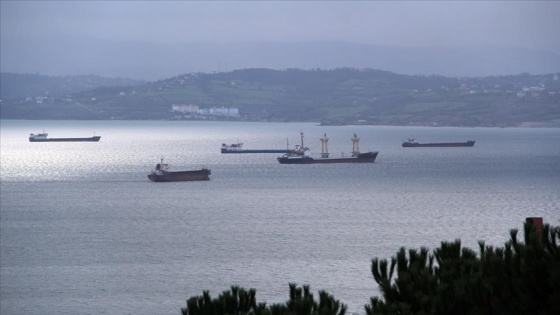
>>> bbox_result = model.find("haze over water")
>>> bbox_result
[1,120,559,314]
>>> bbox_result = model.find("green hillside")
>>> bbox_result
[1,69,559,127]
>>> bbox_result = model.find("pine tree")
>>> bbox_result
[366,222,560,315]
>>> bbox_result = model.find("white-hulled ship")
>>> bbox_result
[29,132,101,142]
[221,142,292,154]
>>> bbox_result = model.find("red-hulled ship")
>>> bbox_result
[148,158,210,182]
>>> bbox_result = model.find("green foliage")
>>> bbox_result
[366,222,560,315]
[183,286,257,315]
[182,284,347,315]
[0,72,143,99]
[181,222,559,315]
[2,69,558,126]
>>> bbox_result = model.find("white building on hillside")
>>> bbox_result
[172,104,199,113]
[197,106,239,117]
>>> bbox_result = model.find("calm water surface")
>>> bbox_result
[1,120,559,314]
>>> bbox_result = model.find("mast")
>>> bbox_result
[351,133,360,156]
[320,133,329,158]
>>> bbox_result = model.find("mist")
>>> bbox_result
[2,1,560,80]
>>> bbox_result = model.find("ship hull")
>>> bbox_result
[29,136,101,142]
[148,169,211,182]
[277,152,378,164]
[402,141,475,147]
[222,149,292,154]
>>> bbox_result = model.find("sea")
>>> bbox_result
[1,120,559,315]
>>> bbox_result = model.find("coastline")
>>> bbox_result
[1,118,559,128]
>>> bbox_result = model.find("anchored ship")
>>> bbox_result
[148,158,211,182]
[221,142,292,154]
[29,132,101,142]
[402,138,475,147]
[277,132,378,164]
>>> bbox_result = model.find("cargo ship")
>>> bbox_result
[221,142,292,154]
[277,132,378,164]
[148,158,211,182]
[29,132,101,142]
[402,138,475,147]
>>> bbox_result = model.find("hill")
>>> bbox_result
[3,41,560,80]
[1,69,559,127]
[0,73,144,100]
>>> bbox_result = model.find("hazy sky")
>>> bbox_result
[2,1,560,79]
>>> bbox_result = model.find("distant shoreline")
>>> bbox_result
[2,118,559,128]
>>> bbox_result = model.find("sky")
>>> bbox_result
[2,1,560,80]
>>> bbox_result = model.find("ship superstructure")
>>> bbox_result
[277,131,378,164]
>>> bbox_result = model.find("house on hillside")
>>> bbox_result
[197,106,239,117]
[172,104,199,113]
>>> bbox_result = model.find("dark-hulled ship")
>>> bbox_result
[402,138,475,147]
[148,158,211,182]
[277,132,378,164]
[29,132,101,142]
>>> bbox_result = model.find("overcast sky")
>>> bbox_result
[2,1,560,79]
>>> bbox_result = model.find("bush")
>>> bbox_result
[182,221,560,315]
[182,284,347,315]
[366,221,560,315]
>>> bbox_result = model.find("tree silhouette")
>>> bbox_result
[181,221,559,315]
[182,284,347,315]
[366,221,560,315]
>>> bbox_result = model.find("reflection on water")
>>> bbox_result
[1,120,559,314]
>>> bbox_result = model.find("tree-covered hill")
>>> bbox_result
[1,69,559,127]
[0,72,144,100]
